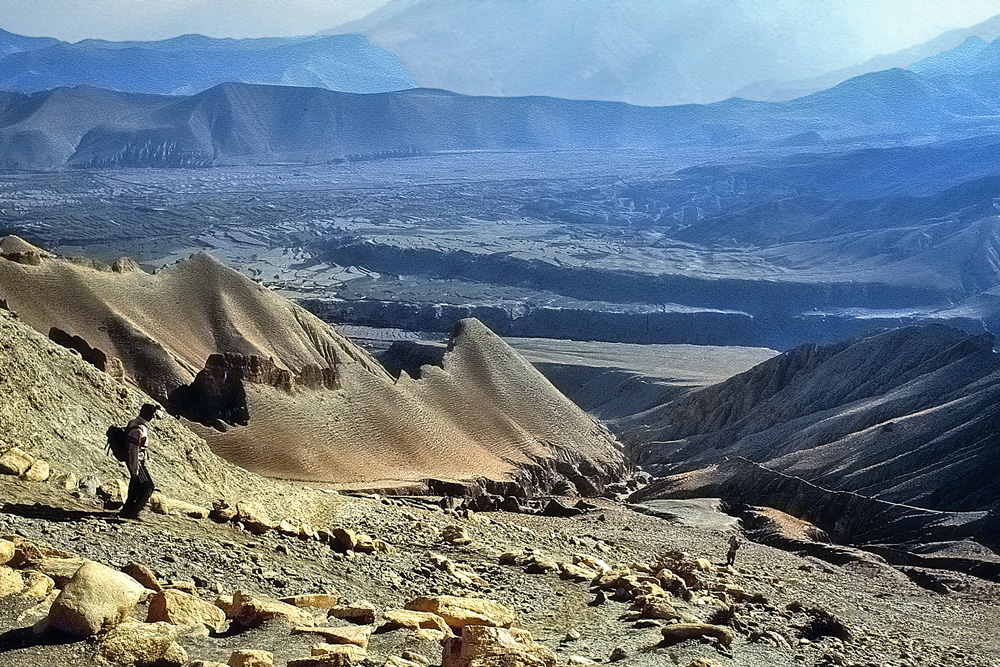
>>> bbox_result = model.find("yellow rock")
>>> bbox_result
[20,571,55,599]
[405,595,515,631]
[93,621,186,666]
[292,624,372,649]
[327,600,376,624]
[694,558,713,572]
[147,589,228,634]
[47,561,147,638]
[280,593,340,609]
[0,566,24,597]
[382,608,453,635]
[0,539,14,566]
[0,447,33,476]
[20,459,49,482]
[442,625,556,667]
[231,590,314,628]
[228,649,274,667]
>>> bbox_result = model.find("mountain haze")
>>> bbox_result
[0,31,415,96]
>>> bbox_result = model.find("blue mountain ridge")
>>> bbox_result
[0,30,415,96]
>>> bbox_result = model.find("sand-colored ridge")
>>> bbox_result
[0,244,625,490]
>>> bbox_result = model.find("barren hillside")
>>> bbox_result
[0,238,625,492]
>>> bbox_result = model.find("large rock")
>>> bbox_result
[281,593,340,609]
[0,447,34,475]
[383,609,452,635]
[20,571,55,599]
[149,492,211,519]
[292,624,372,649]
[327,601,377,625]
[235,502,275,535]
[47,560,147,638]
[289,644,367,666]
[660,623,733,648]
[147,589,228,634]
[404,596,515,631]
[93,621,187,666]
[21,459,50,482]
[0,566,24,597]
[122,562,162,592]
[98,479,128,505]
[22,556,86,587]
[231,589,314,628]
[0,539,14,566]
[442,625,556,667]
[228,649,274,667]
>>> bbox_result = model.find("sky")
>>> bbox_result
[0,0,393,41]
[0,0,999,54]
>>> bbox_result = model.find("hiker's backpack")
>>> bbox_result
[106,425,128,463]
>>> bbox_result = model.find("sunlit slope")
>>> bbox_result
[0,238,624,489]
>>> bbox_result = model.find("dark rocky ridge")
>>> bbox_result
[623,325,1000,576]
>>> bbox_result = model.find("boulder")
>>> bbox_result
[53,472,78,490]
[149,493,210,519]
[660,623,733,648]
[231,589,314,628]
[328,601,377,625]
[641,600,678,620]
[21,459,50,482]
[22,556,86,587]
[405,596,515,631]
[694,558,713,572]
[289,643,367,665]
[98,479,128,505]
[0,566,24,597]
[20,571,55,599]
[382,609,453,635]
[235,502,275,535]
[215,594,236,618]
[147,589,228,634]
[442,625,556,667]
[228,649,274,667]
[330,528,358,551]
[0,447,33,475]
[280,593,340,609]
[47,560,147,638]
[210,499,238,523]
[93,621,186,667]
[442,525,472,545]
[292,625,372,649]
[122,562,162,592]
[0,539,14,565]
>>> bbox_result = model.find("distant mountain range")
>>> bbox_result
[324,0,900,107]
[0,29,415,96]
[3,33,1000,171]
[736,13,1000,101]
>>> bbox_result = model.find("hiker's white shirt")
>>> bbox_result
[125,418,149,477]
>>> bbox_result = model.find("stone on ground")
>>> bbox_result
[231,589,314,628]
[383,609,453,635]
[147,589,228,634]
[660,623,733,648]
[228,649,274,667]
[235,501,275,535]
[327,600,377,624]
[21,458,49,482]
[0,566,24,597]
[20,571,55,599]
[405,596,515,631]
[47,560,147,638]
[280,593,340,609]
[93,621,187,666]
[0,539,14,565]
[122,562,162,592]
[0,447,34,475]
[442,625,556,667]
[292,624,372,649]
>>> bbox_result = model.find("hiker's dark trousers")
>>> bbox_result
[121,464,154,517]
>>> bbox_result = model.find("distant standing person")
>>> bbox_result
[726,534,740,566]
[119,404,158,519]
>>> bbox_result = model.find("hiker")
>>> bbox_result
[726,534,740,566]
[119,403,158,519]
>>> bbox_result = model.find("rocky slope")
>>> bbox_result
[0,239,625,493]
[0,259,998,666]
[622,325,1000,567]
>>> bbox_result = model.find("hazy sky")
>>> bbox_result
[0,0,999,57]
